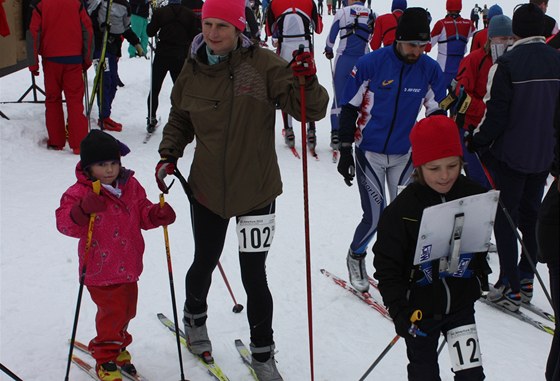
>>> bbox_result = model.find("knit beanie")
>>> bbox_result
[512,3,545,38]
[446,0,462,12]
[409,116,463,167]
[391,0,407,12]
[202,0,246,31]
[487,4,503,21]
[80,130,130,169]
[488,15,512,38]
[395,7,431,42]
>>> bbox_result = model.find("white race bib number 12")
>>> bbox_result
[447,324,482,372]
[237,214,275,253]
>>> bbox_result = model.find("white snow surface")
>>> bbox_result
[1,1,557,380]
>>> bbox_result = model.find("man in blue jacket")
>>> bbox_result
[468,3,560,312]
[337,7,446,292]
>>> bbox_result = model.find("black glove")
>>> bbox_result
[463,125,478,154]
[337,146,355,186]
[393,308,426,338]
[324,47,334,60]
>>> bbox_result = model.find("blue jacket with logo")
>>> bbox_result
[339,44,446,154]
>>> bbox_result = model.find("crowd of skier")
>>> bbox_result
[20,0,560,380]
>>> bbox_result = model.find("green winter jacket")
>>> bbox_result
[159,34,329,218]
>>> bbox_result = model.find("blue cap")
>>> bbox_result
[392,0,407,12]
[487,4,503,21]
[488,15,512,38]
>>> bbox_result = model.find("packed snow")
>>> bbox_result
[1,1,557,380]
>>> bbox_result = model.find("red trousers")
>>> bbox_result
[42,60,87,150]
[87,282,138,364]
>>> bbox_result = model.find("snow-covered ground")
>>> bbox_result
[1,1,557,380]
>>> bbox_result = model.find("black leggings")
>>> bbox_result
[185,198,275,347]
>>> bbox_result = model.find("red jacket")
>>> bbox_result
[454,47,493,129]
[470,28,487,52]
[29,0,93,70]
[56,165,160,287]
[265,0,323,37]
[369,10,403,51]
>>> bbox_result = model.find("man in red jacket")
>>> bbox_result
[29,0,93,154]
[369,0,406,50]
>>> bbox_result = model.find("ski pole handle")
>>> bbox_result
[84,180,101,255]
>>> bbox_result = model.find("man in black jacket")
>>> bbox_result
[146,0,199,131]
[468,3,560,312]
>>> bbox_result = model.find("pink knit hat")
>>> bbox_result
[202,0,246,31]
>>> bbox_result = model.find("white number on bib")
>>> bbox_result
[237,214,275,252]
[447,324,482,372]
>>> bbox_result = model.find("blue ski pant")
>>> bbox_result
[330,54,361,133]
[93,51,118,120]
[350,148,413,255]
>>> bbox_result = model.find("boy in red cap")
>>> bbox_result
[373,115,490,381]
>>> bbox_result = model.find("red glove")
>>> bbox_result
[149,203,176,226]
[291,50,316,77]
[29,64,39,76]
[155,158,177,193]
[70,191,106,226]
[83,60,92,72]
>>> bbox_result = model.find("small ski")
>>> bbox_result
[478,297,554,335]
[367,275,379,290]
[157,313,230,381]
[71,339,149,381]
[289,146,301,158]
[320,269,392,321]
[71,355,100,380]
[332,149,338,163]
[309,148,319,160]
[234,339,259,381]
[143,132,154,144]
[522,302,555,323]
[488,283,555,323]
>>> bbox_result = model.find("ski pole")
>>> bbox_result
[172,168,245,314]
[0,363,23,381]
[83,70,91,131]
[475,153,553,309]
[358,310,423,380]
[217,261,244,313]
[159,193,188,381]
[296,44,315,381]
[64,180,101,381]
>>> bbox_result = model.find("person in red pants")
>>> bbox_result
[56,130,177,381]
[29,0,93,154]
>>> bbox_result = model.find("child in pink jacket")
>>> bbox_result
[56,130,176,381]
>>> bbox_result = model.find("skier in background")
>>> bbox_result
[324,0,374,152]
[93,0,145,131]
[146,0,199,132]
[265,0,323,152]
[470,3,481,29]
[451,15,513,189]
[28,0,93,154]
[369,0,406,50]
[56,130,176,381]
[466,3,560,312]
[128,0,150,58]
[374,115,490,381]
[428,0,475,89]
[470,4,502,52]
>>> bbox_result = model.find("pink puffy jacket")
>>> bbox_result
[56,164,160,286]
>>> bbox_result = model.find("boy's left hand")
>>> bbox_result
[149,202,176,227]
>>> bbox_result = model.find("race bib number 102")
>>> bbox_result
[236,214,275,253]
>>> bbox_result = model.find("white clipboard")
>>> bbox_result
[413,190,500,265]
